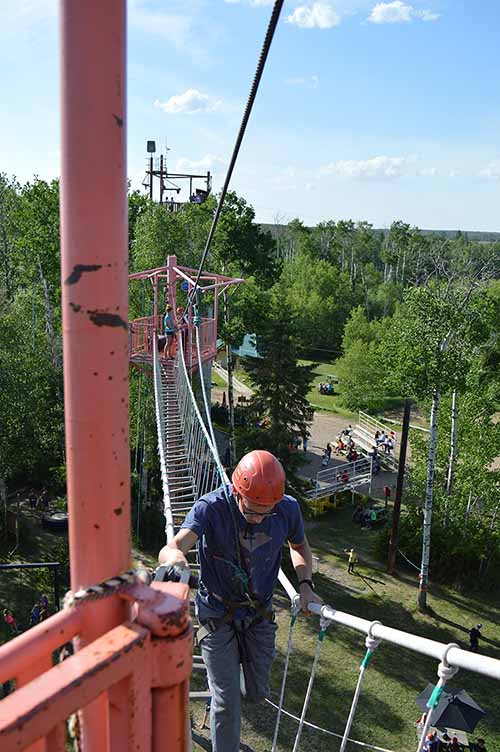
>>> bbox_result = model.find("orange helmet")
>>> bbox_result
[232,450,285,506]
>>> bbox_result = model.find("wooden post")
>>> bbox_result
[388,398,411,575]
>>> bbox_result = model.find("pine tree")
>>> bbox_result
[239,288,315,486]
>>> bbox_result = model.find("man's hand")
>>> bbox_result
[299,583,323,616]
[158,545,189,569]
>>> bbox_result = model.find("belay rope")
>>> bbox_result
[192,303,254,603]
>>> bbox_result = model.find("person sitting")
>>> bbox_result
[471,739,487,752]
[377,431,386,446]
[374,430,381,443]
[383,435,392,454]
[448,737,463,752]
[341,471,349,484]
[352,504,364,524]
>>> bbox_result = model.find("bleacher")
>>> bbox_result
[305,457,373,515]
[351,411,399,472]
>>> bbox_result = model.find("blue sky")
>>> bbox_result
[2,0,500,230]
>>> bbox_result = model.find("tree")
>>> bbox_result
[336,307,388,411]
[239,287,315,487]
[385,281,493,608]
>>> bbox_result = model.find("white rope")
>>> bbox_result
[339,623,382,752]
[291,616,330,752]
[265,699,396,752]
[271,596,301,752]
[416,644,460,752]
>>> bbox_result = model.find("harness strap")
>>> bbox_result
[196,593,274,643]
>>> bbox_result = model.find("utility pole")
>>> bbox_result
[149,154,153,200]
[387,398,411,574]
[159,154,164,205]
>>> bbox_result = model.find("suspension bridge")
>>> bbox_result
[0,2,499,752]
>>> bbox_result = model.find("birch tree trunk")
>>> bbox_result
[446,389,458,496]
[418,389,440,610]
[38,257,62,369]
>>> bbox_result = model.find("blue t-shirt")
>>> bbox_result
[163,312,176,334]
[181,486,305,620]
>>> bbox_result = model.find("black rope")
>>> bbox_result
[186,0,284,312]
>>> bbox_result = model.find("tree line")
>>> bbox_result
[1,173,499,593]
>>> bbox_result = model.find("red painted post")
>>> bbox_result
[60,1,130,748]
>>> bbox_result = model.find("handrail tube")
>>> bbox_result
[0,608,82,686]
[277,572,500,681]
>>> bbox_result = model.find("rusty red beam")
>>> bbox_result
[0,609,82,687]
[0,624,149,752]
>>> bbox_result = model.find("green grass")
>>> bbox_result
[211,370,227,388]
[298,358,357,418]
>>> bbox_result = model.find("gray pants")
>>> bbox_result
[200,619,277,752]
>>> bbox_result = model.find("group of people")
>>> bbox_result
[317,381,335,395]
[28,488,49,511]
[420,728,487,752]
[158,303,188,360]
[29,594,50,627]
[2,594,50,637]
[375,429,396,455]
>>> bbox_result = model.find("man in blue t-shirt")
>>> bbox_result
[158,450,322,752]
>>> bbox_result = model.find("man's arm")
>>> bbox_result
[288,537,323,614]
[158,528,199,568]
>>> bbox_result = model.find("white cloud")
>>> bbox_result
[417,9,440,21]
[176,154,227,172]
[478,161,500,179]
[286,3,341,29]
[319,155,414,178]
[418,167,438,176]
[154,89,221,115]
[224,0,274,5]
[285,75,320,88]
[368,2,440,24]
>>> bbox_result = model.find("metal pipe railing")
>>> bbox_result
[278,571,500,681]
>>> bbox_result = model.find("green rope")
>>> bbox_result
[426,684,443,709]
[361,648,374,669]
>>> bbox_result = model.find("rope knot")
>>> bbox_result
[437,662,458,682]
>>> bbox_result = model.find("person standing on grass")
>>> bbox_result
[344,547,357,574]
[3,608,18,635]
[29,603,41,627]
[469,623,482,652]
[158,450,322,752]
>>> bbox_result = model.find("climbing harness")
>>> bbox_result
[271,594,301,752]
[416,643,460,752]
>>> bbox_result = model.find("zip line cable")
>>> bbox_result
[186,0,284,312]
